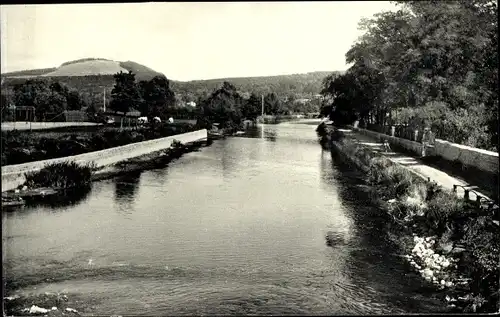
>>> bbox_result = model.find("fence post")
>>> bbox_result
[414,130,419,142]
[476,195,482,208]
[391,125,396,137]
[464,189,470,200]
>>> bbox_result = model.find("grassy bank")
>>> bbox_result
[1,122,198,166]
[328,127,499,313]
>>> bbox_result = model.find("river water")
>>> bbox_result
[3,121,446,315]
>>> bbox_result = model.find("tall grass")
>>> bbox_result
[24,161,95,189]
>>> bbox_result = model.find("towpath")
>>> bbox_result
[337,128,496,205]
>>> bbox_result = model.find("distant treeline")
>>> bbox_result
[2,71,333,112]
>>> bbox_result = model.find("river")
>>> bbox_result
[3,121,446,315]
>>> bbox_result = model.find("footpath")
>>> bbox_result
[337,128,496,205]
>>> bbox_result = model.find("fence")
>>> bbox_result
[365,123,436,145]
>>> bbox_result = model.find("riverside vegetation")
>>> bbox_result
[321,126,499,313]
[1,122,197,165]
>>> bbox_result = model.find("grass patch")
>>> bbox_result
[329,127,500,313]
[24,161,95,190]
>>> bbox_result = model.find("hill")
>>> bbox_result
[1,58,163,81]
[171,71,340,102]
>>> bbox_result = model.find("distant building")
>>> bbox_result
[186,101,196,107]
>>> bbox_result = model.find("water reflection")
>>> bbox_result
[25,186,92,211]
[113,171,141,213]
[148,167,169,186]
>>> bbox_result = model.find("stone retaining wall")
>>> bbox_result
[1,129,208,192]
[354,127,498,174]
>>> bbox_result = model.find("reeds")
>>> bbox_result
[24,161,95,189]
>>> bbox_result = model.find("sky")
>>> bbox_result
[1,2,397,81]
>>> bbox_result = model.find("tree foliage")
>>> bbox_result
[109,71,141,114]
[321,0,498,151]
[197,81,245,130]
[8,79,86,121]
[138,75,176,119]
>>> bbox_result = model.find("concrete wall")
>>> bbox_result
[434,139,498,174]
[354,127,498,174]
[1,129,208,192]
[354,127,425,157]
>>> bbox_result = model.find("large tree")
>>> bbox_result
[264,92,283,115]
[197,81,244,129]
[138,75,176,119]
[241,92,262,121]
[109,71,142,115]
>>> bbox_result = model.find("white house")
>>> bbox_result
[186,101,196,107]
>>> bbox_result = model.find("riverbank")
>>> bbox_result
[326,126,499,313]
[2,138,208,209]
[4,293,84,317]
[91,139,207,181]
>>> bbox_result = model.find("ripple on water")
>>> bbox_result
[4,123,448,315]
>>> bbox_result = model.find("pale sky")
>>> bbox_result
[1,2,397,81]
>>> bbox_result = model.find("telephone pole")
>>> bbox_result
[103,88,106,112]
[261,94,264,117]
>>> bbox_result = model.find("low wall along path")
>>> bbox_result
[1,129,208,192]
[338,128,495,204]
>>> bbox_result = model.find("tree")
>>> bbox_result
[110,71,141,115]
[322,0,498,150]
[241,92,261,121]
[264,92,283,115]
[66,89,86,111]
[138,75,176,119]
[197,81,244,130]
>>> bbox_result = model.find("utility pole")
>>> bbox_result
[261,94,264,117]
[103,88,106,112]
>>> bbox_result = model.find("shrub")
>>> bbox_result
[24,161,95,189]
[425,190,468,236]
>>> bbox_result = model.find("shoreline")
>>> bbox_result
[326,126,499,313]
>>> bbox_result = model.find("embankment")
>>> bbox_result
[327,127,499,313]
[2,129,208,192]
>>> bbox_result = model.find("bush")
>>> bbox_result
[24,161,95,189]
